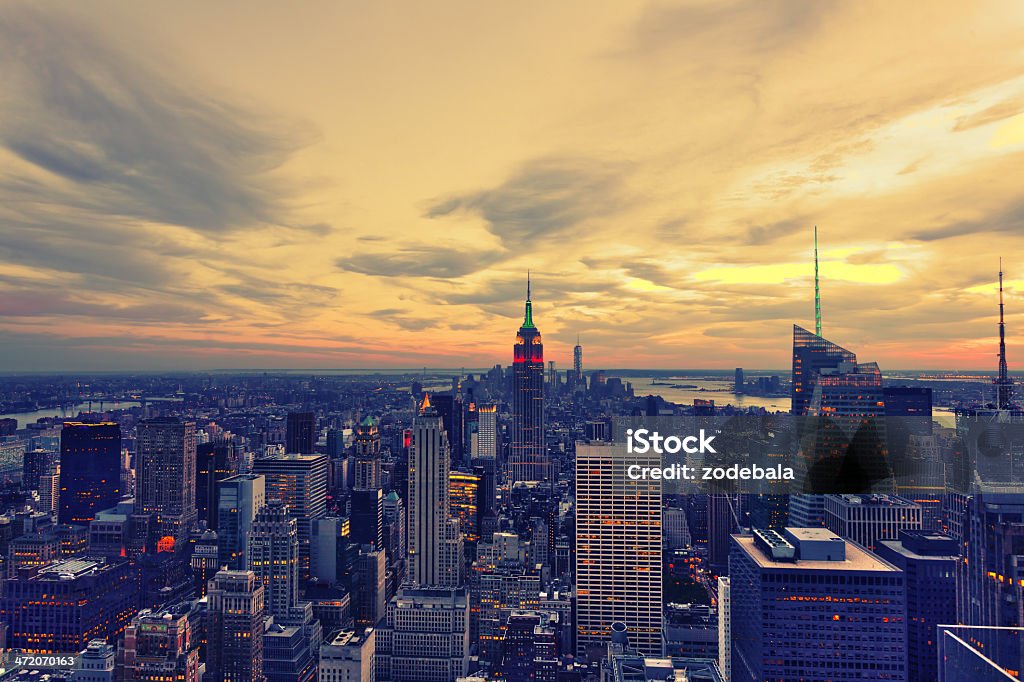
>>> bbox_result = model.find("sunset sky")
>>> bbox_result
[2,1,1024,371]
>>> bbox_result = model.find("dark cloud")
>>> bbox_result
[0,4,315,236]
[425,157,632,247]
[909,199,1024,241]
[337,247,504,279]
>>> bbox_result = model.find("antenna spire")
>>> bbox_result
[997,258,1012,409]
[814,226,822,336]
[522,272,535,329]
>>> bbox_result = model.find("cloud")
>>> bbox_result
[0,4,315,235]
[425,157,633,247]
[337,247,505,279]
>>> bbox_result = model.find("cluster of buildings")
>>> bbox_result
[0,257,1019,682]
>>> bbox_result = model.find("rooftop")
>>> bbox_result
[733,534,899,572]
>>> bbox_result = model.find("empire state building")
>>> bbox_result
[510,276,547,483]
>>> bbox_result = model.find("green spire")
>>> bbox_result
[522,272,535,328]
[814,225,822,337]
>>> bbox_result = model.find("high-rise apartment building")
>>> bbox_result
[575,441,662,660]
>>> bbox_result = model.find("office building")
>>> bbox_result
[473,404,498,460]
[730,528,906,681]
[575,441,662,660]
[263,621,317,682]
[876,530,958,682]
[217,473,266,569]
[252,453,329,579]
[248,500,300,619]
[207,569,266,682]
[197,441,234,530]
[958,493,1024,631]
[121,604,201,682]
[22,448,58,490]
[353,417,382,490]
[58,422,122,526]
[449,469,482,545]
[407,395,462,589]
[791,324,857,416]
[717,577,730,682]
[498,611,558,682]
[136,418,198,549]
[824,493,922,551]
[375,587,470,682]
[319,628,376,682]
[286,411,316,454]
[510,277,546,483]
[71,639,117,682]
[936,625,1023,682]
[1,557,139,653]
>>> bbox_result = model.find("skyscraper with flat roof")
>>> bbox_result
[136,418,198,549]
[876,530,958,682]
[286,411,316,454]
[59,422,122,526]
[575,441,662,660]
[207,569,266,682]
[252,453,329,579]
[248,500,300,619]
[730,528,906,682]
[217,473,266,569]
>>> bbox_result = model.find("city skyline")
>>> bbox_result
[2,2,1024,372]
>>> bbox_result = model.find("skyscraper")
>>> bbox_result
[252,453,329,579]
[197,441,233,530]
[353,416,382,490]
[286,412,316,454]
[510,276,546,483]
[790,325,856,416]
[876,530,958,682]
[958,492,1024,632]
[574,336,583,383]
[58,422,122,526]
[135,418,198,549]
[575,441,662,660]
[824,493,922,552]
[216,473,266,569]
[407,395,462,589]
[730,528,906,682]
[248,500,300,619]
[473,404,498,459]
[207,569,266,682]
